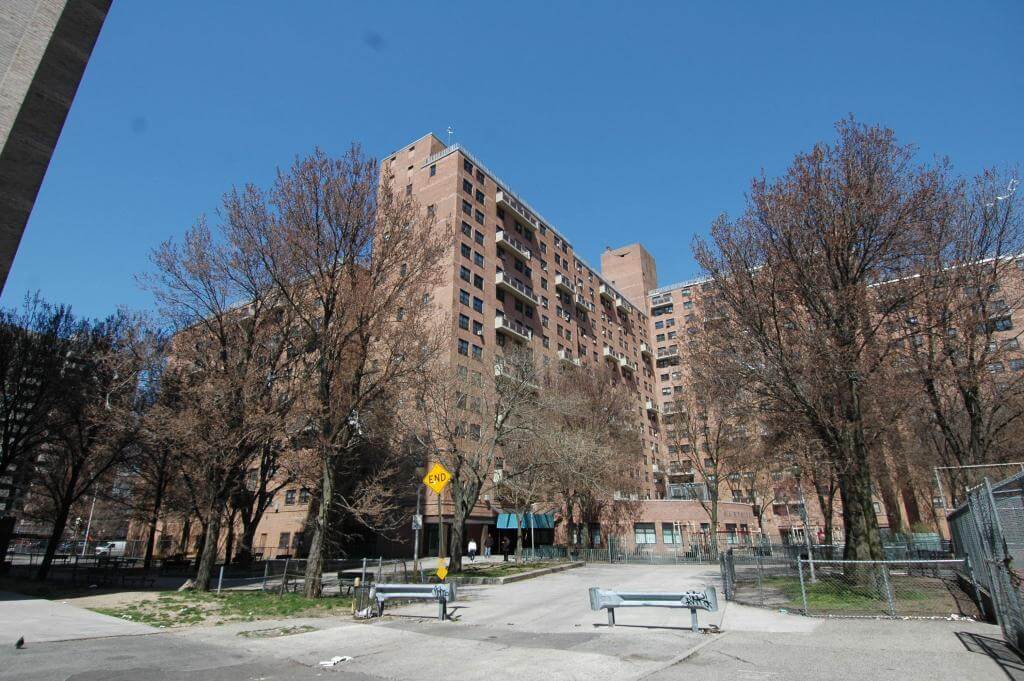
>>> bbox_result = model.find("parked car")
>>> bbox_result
[95,541,126,557]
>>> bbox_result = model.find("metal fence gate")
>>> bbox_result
[948,472,1024,651]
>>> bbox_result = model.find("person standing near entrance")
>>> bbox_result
[484,535,493,558]
[501,536,511,562]
[468,538,478,562]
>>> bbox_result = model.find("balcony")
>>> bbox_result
[496,271,538,305]
[496,190,540,231]
[645,398,659,414]
[619,356,638,373]
[599,283,615,303]
[495,315,532,343]
[667,463,693,477]
[555,273,575,295]
[494,359,539,391]
[602,346,620,363]
[656,346,680,359]
[557,348,581,366]
[496,230,531,260]
[640,342,652,360]
[574,293,596,314]
[615,295,629,313]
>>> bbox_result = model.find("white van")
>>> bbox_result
[95,541,126,557]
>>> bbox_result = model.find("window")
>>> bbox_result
[459,289,470,306]
[284,489,296,505]
[298,488,310,504]
[458,339,469,356]
[462,200,472,215]
[1011,359,1024,371]
[475,230,485,245]
[459,266,471,282]
[474,252,484,267]
[472,320,483,335]
[475,189,485,203]
[459,314,470,330]
[473,297,484,313]
[634,523,657,545]
[278,532,291,549]
[475,209,484,225]
[461,243,471,258]
[464,159,473,173]
[1004,338,1020,350]
[292,531,303,548]
[471,344,483,360]
[473,273,484,289]
[463,179,473,194]
[461,221,472,237]
[429,164,436,176]
[405,184,412,196]
[662,523,681,544]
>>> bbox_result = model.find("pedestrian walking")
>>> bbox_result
[484,535,493,558]
[468,539,478,562]
[501,536,511,562]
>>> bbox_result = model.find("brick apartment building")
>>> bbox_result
[142,132,943,561]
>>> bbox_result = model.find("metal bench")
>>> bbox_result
[370,582,456,621]
[588,586,718,632]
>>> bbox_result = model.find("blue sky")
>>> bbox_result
[3,1,1022,319]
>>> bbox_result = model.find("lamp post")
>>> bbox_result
[413,465,425,572]
[790,461,816,583]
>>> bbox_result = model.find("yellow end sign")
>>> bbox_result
[423,462,452,495]
[436,565,448,581]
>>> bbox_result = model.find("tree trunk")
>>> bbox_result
[838,456,883,562]
[36,493,74,581]
[303,455,335,598]
[234,512,257,566]
[143,476,165,571]
[447,479,480,574]
[178,516,191,557]
[194,501,223,591]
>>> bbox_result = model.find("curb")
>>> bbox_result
[451,561,585,585]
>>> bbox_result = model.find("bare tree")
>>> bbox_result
[662,336,753,547]
[694,119,947,561]
[408,345,541,574]
[32,311,147,580]
[896,170,1024,502]
[227,147,451,596]
[143,211,298,591]
[0,295,77,523]
[538,362,644,552]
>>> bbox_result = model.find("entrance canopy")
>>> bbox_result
[496,512,554,530]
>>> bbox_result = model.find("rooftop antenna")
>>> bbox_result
[447,126,454,146]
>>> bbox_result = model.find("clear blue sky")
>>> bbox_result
[3,1,1022,319]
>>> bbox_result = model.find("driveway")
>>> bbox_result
[0,565,1017,681]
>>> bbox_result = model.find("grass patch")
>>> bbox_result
[455,561,561,579]
[760,575,941,613]
[91,590,353,628]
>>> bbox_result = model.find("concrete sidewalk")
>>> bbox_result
[0,591,156,644]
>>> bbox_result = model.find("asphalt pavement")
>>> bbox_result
[0,564,1016,681]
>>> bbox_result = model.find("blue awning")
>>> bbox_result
[496,512,554,530]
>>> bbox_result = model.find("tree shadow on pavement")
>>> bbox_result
[957,631,1024,681]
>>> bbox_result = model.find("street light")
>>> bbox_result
[788,456,816,583]
[413,465,426,572]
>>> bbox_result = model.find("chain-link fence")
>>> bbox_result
[795,559,973,618]
[721,548,976,618]
[948,472,1024,652]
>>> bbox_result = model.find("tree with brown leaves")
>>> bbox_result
[694,118,947,561]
